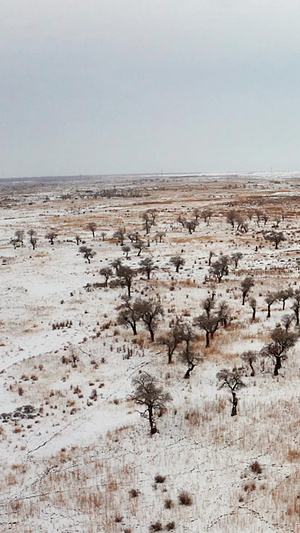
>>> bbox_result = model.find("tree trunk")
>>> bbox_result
[252,308,256,320]
[184,363,195,379]
[267,304,271,318]
[127,283,131,298]
[295,308,299,326]
[205,331,210,348]
[242,292,246,305]
[148,407,157,434]
[249,361,255,377]
[149,326,155,342]
[274,357,281,376]
[231,392,238,416]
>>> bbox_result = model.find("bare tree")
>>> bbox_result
[45,231,57,245]
[87,222,97,237]
[232,252,243,268]
[264,230,286,250]
[15,230,24,246]
[111,258,123,276]
[131,372,172,434]
[134,239,146,257]
[99,267,113,287]
[265,292,277,318]
[113,228,126,246]
[276,288,293,310]
[154,231,165,243]
[241,350,257,376]
[209,255,229,283]
[157,319,185,364]
[75,235,81,245]
[117,296,142,335]
[201,208,213,225]
[79,246,96,263]
[282,313,295,332]
[140,257,157,280]
[28,229,38,250]
[208,250,214,266]
[177,214,186,229]
[180,344,201,379]
[240,276,254,305]
[194,313,221,348]
[249,297,257,320]
[122,245,131,259]
[226,210,237,228]
[185,220,197,234]
[292,289,300,326]
[260,326,298,376]
[117,265,137,298]
[137,298,164,341]
[101,231,106,241]
[141,212,154,234]
[202,295,215,318]
[217,368,245,416]
[170,255,185,273]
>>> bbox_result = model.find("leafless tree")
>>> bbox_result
[87,222,97,237]
[217,368,245,416]
[122,245,131,259]
[260,326,298,376]
[208,250,214,266]
[265,292,277,318]
[154,231,165,244]
[194,313,221,348]
[75,235,81,245]
[111,258,123,276]
[131,372,172,434]
[232,252,243,268]
[101,231,106,241]
[45,231,57,245]
[79,246,96,263]
[202,295,215,318]
[276,288,293,310]
[15,230,25,246]
[157,319,186,364]
[241,350,257,376]
[99,267,113,286]
[170,255,185,273]
[264,230,286,250]
[177,214,186,228]
[28,229,38,250]
[185,220,198,234]
[134,239,146,257]
[141,212,154,234]
[113,228,126,246]
[201,208,213,225]
[117,296,142,335]
[282,313,295,332]
[192,207,201,223]
[249,297,257,320]
[180,344,201,379]
[226,210,237,228]
[117,265,137,298]
[140,257,157,280]
[261,213,268,226]
[137,298,164,341]
[292,289,300,326]
[209,255,229,283]
[240,276,254,305]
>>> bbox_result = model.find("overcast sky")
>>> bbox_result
[1,0,300,178]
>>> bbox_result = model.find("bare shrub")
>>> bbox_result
[178,490,193,505]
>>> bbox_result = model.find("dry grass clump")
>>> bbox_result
[178,490,193,506]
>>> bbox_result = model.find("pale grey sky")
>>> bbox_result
[1,0,300,177]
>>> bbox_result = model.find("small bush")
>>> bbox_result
[166,522,176,531]
[250,461,262,474]
[129,488,139,498]
[164,498,174,509]
[178,491,193,506]
[155,474,166,484]
[149,522,163,531]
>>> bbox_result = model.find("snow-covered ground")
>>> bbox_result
[1,173,300,532]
